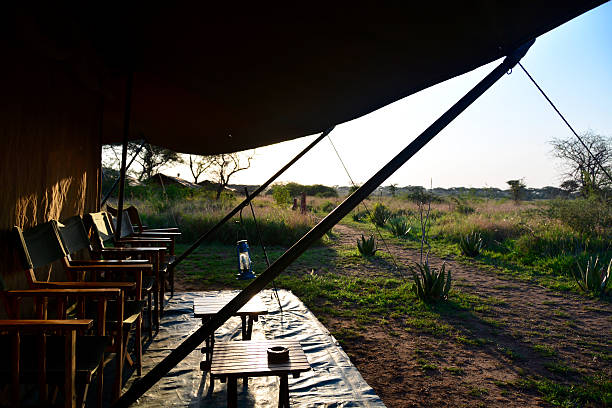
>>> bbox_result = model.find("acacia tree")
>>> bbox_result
[208,152,254,199]
[187,154,213,184]
[507,179,526,203]
[551,131,612,197]
[104,141,183,181]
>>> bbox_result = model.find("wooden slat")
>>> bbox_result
[211,340,310,377]
[0,320,93,330]
[193,293,267,317]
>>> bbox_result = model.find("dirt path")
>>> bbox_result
[327,224,611,407]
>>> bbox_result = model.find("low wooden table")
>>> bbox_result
[211,340,310,408]
[193,292,268,369]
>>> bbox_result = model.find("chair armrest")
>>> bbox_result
[0,319,93,331]
[100,247,166,253]
[38,281,136,291]
[134,232,181,237]
[4,288,121,297]
[69,259,146,264]
[65,263,152,271]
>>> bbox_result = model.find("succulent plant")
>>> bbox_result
[357,234,377,257]
[388,216,411,238]
[572,256,610,296]
[370,203,391,227]
[410,261,451,303]
[459,231,484,257]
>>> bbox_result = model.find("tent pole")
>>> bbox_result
[114,72,133,241]
[101,139,147,207]
[114,40,533,408]
[169,126,334,269]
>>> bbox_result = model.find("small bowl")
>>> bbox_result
[267,346,289,362]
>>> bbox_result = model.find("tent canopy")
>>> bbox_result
[8,2,605,155]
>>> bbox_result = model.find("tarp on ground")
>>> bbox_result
[123,290,386,407]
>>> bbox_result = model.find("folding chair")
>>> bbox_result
[0,287,118,408]
[107,205,180,234]
[13,221,149,401]
[57,215,158,337]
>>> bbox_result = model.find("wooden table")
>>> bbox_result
[193,292,268,369]
[211,340,310,408]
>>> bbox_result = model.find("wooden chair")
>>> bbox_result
[112,210,180,258]
[57,215,158,337]
[107,205,180,234]
[13,221,149,401]
[0,319,95,408]
[0,288,119,408]
[86,212,174,307]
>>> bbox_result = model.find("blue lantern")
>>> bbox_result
[236,240,256,279]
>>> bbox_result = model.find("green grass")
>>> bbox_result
[416,358,438,371]
[444,366,465,375]
[532,344,558,358]
[517,373,611,407]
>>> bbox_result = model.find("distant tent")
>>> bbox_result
[146,173,200,189]
[197,180,236,194]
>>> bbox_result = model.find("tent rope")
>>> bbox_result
[327,134,408,281]
[518,62,612,184]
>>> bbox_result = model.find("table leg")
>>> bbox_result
[278,374,289,408]
[246,316,254,340]
[240,316,247,339]
[227,377,237,408]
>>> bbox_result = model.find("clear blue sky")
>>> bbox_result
[173,4,612,189]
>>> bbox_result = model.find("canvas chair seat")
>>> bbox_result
[0,334,109,384]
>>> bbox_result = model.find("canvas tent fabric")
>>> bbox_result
[4,2,605,156]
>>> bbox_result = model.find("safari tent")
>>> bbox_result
[0,2,606,407]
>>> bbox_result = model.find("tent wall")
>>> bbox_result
[0,50,102,306]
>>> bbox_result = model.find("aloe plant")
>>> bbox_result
[459,231,484,257]
[572,256,610,296]
[357,234,377,257]
[388,216,411,238]
[370,203,391,227]
[410,262,451,303]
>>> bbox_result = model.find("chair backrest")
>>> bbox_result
[13,221,67,285]
[109,210,136,239]
[57,216,93,257]
[85,211,115,250]
[107,205,144,232]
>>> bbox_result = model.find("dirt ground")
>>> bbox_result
[175,224,611,407]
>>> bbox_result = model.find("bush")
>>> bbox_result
[370,203,391,227]
[548,198,612,237]
[273,186,291,206]
[357,235,377,257]
[319,201,336,213]
[351,210,367,222]
[459,232,484,257]
[451,196,475,215]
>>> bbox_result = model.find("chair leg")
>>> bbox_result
[96,359,104,408]
[154,285,160,332]
[136,315,142,376]
[170,267,174,298]
[160,279,165,317]
[147,291,153,340]
[113,327,124,402]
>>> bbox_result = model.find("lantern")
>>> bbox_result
[236,239,256,279]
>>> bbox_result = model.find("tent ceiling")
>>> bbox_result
[9,2,606,154]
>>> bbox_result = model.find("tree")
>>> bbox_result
[506,179,526,203]
[104,141,183,181]
[389,183,398,198]
[208,152,254,199]
[551,131,612,198]
[187,154,213,184]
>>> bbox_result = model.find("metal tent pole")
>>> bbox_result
[113,40,533,408]
[114,72,133,241]
[101,139,147,206]
[169,126,334,270]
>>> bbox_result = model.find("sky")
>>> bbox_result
[168,4,612,189]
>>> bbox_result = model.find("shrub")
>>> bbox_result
[357,235,377,257]
[459,232,484,257]
[388,217,411,238]
[571,256,610,296]
[319,201,336,213]
[451,196,475,215]
[410,262,451,303]
[273,186,291,206]
[351,210,367,222]
[370,203,391,227]
[548,198,612,237]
